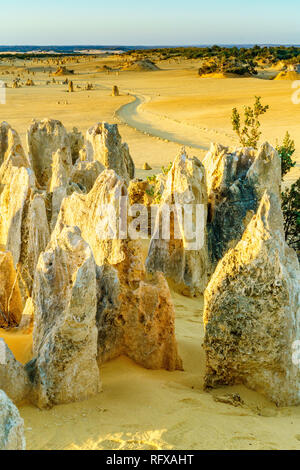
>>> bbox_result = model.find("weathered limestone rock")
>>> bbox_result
[27,119,71,187]
[79,147,87,161]
[203,142,281,270]
[0,157,49,299]
[112,85,119,96]
[55,169,130,268]
[96,265,182,370]
[48,148,72,230]
[68,127,84,164]
[0,150,31,193]
[85,122,135,183]
[204,191,300,406]
[0,390,25,450]
[18,297,34,331]
[146,150,208,296]
[18,193,50,297]
[143,162,152,170]
[0,122,27,166]
[246,142,281,199]
[27,226,101,409]
[0,251,23,327]
[128,178,152,206]
[70,159,104,193]
[0,339,29,403]
[48,147,71,192]
[55,170,182,370]
[0,166,35,265]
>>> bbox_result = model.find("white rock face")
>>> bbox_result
[85,122,135,183]
[0,121,27,166]
[0,339,29,403]
[68,127,84,164]
[0,390,25,450]
[70,160,104,193]
[203,141,281,269]
[146,149,208,296]
[48,147,72,230]
[27,225,101,409]
[55,169,129,267]
[204,191,300,406]
[27,118,71,187]
[0,151,48,301]
[19,193,50,297]
[0,166,35,265]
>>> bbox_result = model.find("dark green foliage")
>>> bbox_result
[198,56,257,77]
[123,45,300,64]
[281,178,300,251]
[276,132,296,178]
[231,96,269,149]
[276,133,299,252]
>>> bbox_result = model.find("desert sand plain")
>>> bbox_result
[0,54,300,450]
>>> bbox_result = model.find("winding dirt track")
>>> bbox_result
[116,92,233,151]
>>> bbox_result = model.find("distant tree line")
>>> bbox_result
[124,45,300,63]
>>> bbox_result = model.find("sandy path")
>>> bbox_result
[116,92,234,151]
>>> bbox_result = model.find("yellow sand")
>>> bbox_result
[0,328,33,364]
[2,292,300,450]
[0,56,300,450]
[274,71,300,81]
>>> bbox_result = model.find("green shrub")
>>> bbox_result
[231,96,269,149]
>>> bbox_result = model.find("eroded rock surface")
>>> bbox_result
[0,122,27,166]
[0,165,35,265]
[0,390,25,450]
[96,264,182,370]
[55,170,182,370]
[48,147,72,230]
[85,122,135,183]
[204,191,300,406]
[70,159,104,193]
[27,118,71,187]
[146,150,208,296]
[26,226,101,409]
[0,339,29,403]
[18,193,50,297]
[0,251,23,327]
[203,142,281,270]
[68,127,84,164]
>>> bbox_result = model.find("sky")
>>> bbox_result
[0,0,300,46]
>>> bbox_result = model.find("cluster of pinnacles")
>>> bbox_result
[0,117,299,449]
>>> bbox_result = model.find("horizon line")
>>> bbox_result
[1,43,300,47]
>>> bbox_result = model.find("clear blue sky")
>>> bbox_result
[0,0,299,45]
